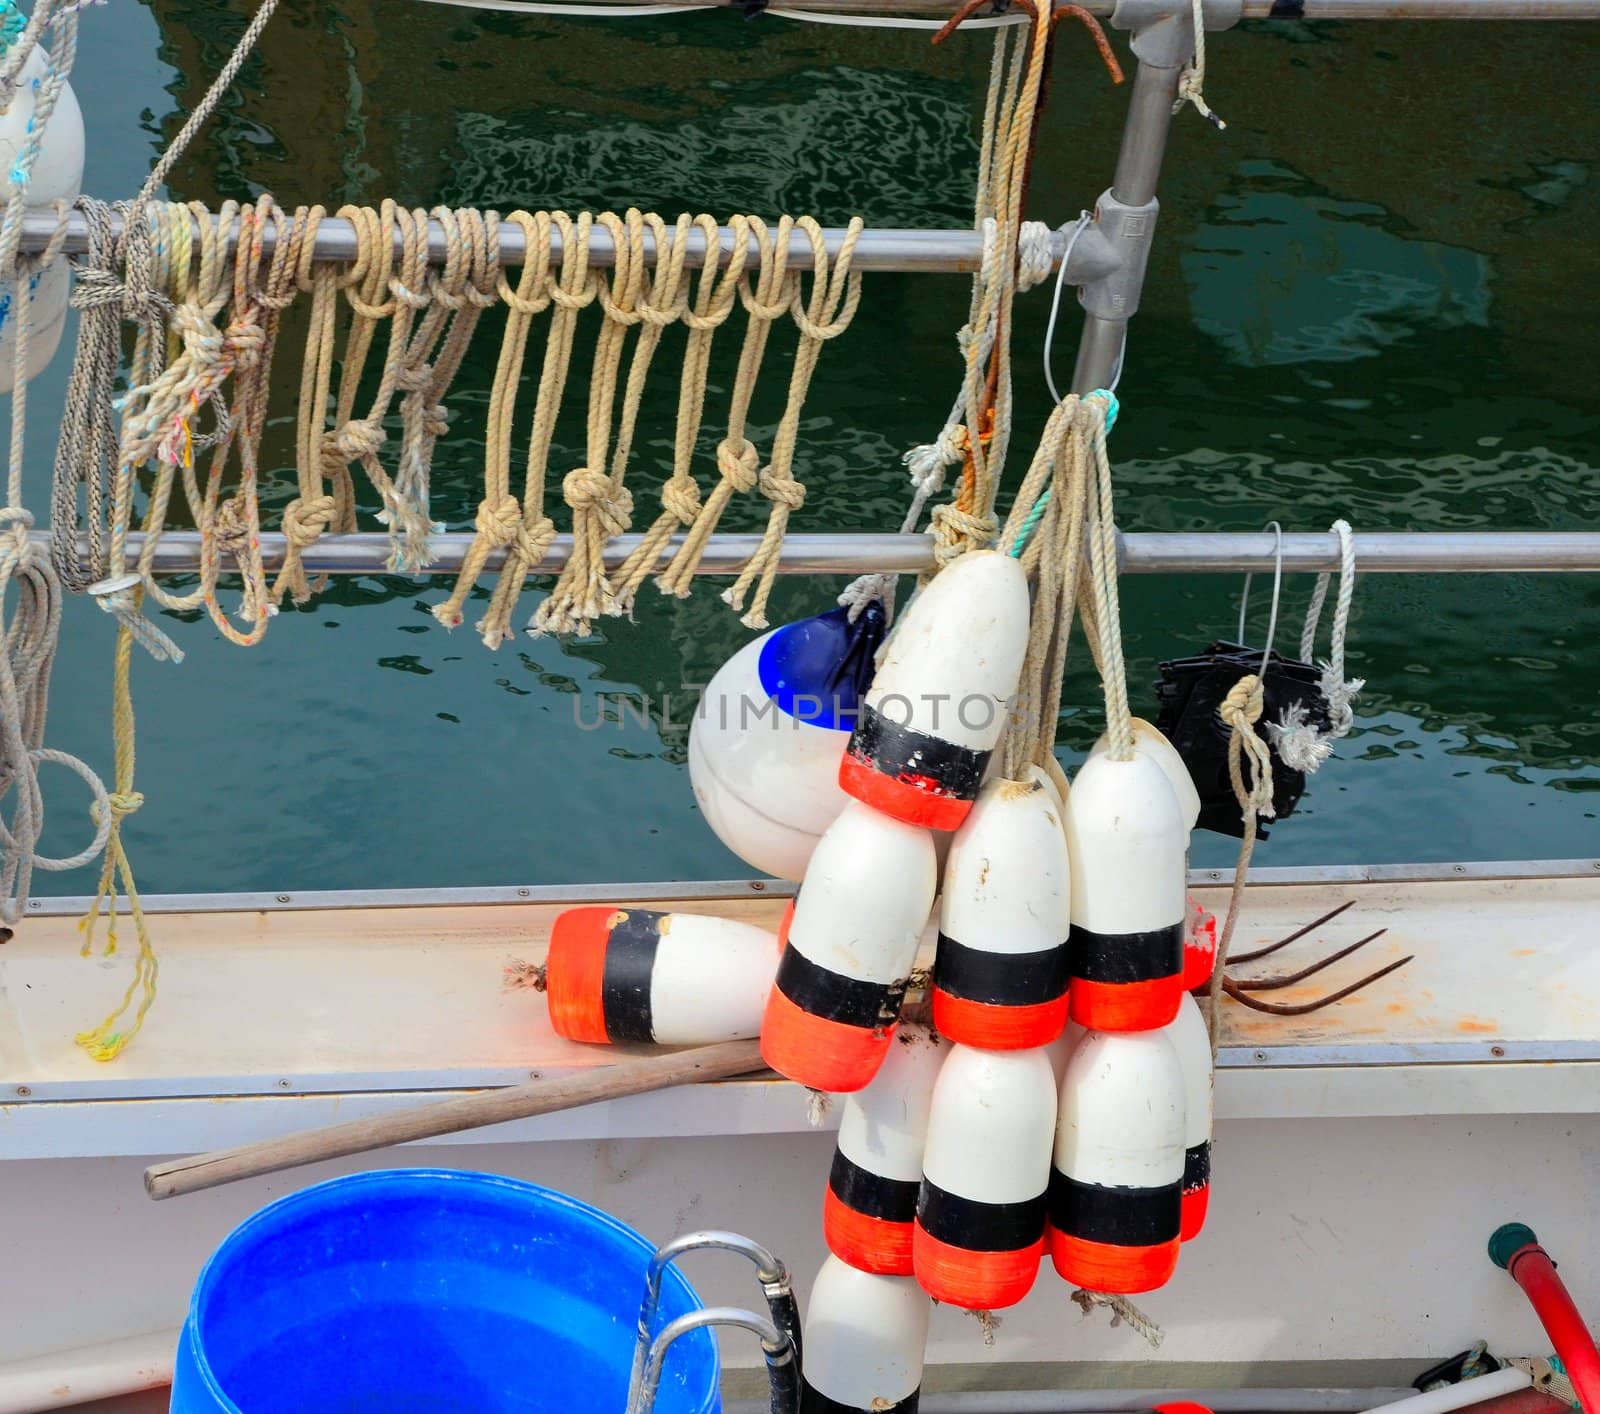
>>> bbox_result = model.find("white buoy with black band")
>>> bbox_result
[913,1044,1056,1310]
[801,1256,932,1414]
[1049,1028,1186,1294]
[762,800,937,1093]
[840,550,1029,832]
[691,603,887,881]
[825,1023,945,1277]
[934,772,1072,1049]
[1064,751,1188,1031]
[544,907,779,1045]
[1165,992,1215,1242]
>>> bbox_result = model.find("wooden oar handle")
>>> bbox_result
[143,1039,769,1201]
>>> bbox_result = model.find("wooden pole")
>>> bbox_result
[143,1039,769,1201]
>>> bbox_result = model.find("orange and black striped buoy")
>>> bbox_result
[762,801,937,1093]
[934,772,1072,1049]
[824,1024,944,1276]
[544,907,777,1045]
[839,551,1029,831]
[1165,992,1214,1241]
[1064,751,1188,1031]
[913,1045,1056,1310]
[1049,1029,1185,1293]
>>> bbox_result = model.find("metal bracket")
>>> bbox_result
[1111,0,1242,66]
[1075,189,1160,322]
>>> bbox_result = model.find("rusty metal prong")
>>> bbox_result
[1222,955,1414,1016]
[932,0,1040,46]
[1049,4,1124,82]
[1227,898,1359,966]
[1230,929,1388,991]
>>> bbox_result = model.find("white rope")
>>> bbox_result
[1173,0,1226,129]
[1269,518,1363,773]
[1015,218,1055,292]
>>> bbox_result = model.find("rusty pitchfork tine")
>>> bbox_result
[1222,955,1415,1017]
[1230,929,1388,992]
[932,0,1041,47]
[1226,899,1358,966]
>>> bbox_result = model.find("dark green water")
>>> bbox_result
[28,2,1600,893]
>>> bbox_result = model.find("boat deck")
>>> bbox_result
[3,861,1597,1159]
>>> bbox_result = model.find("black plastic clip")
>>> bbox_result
[1412,1347,1502,1393]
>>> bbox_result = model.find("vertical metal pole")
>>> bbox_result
[1070,57,1184,393]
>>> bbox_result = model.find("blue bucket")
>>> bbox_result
[169,1169,720,1413]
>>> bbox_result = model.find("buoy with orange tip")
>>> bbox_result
[544,907,777,1045]
[824,1024,945,1277]
[1049,1028,1186,1293]
[1165,992,1215,1241]
[1064,750,1188,1031]
[934,773,1072,1049]
[840,550,1029,831]
[801,1256,931,1413]
[762,800,937,1093]
[690,602,888,882]
[914,1044,1056,1310]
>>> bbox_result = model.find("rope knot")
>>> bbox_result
[281,495,335,548]
[660,478,701,525]
[91,789,144,826]
[474,495,523,546]
[422,402,449,439]
[757,466,805,510]
[69,265,125,310]
[223,318,264,370]
[171,303,224,361]
[903,424,966,492]
[333,419,385,461]
[396,363,433,394]
[1219,674,1264,731]
[562,469,632,537]
[389,277,429,310]
[516,516,556,565]
[930,503,998,564]
[714,437,759,494]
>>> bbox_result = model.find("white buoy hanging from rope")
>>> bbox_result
[0,41,84,392]
[934,770,1072,1049]
[840,550,1029,831]
[1049,1028,1186,1294]
[801,1255,932,1414]
[824,1022,945,1277]
[1086,716,1201,832]
[914,1043,1056,1310]
[1064,750,1188,1031]
[543,907,777,1045]
[1165,991,1215,1242]
[761,800,936,1093]
[690,602,887,882]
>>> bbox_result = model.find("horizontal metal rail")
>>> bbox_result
[18,211,1052,274]
[49,529,1600,577]
[420,0,1600,18]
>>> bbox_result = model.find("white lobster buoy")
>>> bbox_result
[913,1044,1056,1310]
[1165,992,1214,1242]
[543,907,777,1045]
[762,800,936,1093]
[1064,751,1187,1031]
[1049,1029,1185,1293]
[0,43,85,394]
[840,551,1029,831]
[690,603,887,882]
[824,1023,945,1276]
[802,1256,931,1414]
[1087,717,1201,831]
[934,774,1071,1049]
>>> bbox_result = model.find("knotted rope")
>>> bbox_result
[1173,0,1225,130]
[1269,518,1363,773]
[656,216,794,599]
[723,214,864,630]
[610,214,750,616]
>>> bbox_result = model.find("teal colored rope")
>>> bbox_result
[0,3,25,53]
[1009,389,1120,557]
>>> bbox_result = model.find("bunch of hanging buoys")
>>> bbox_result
[533,551,1222,1409]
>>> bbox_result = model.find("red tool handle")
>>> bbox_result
[1490,1223,1600,1412]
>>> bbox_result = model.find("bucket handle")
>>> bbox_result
[631,1306,799,1414]
[626,1231,802,1414]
